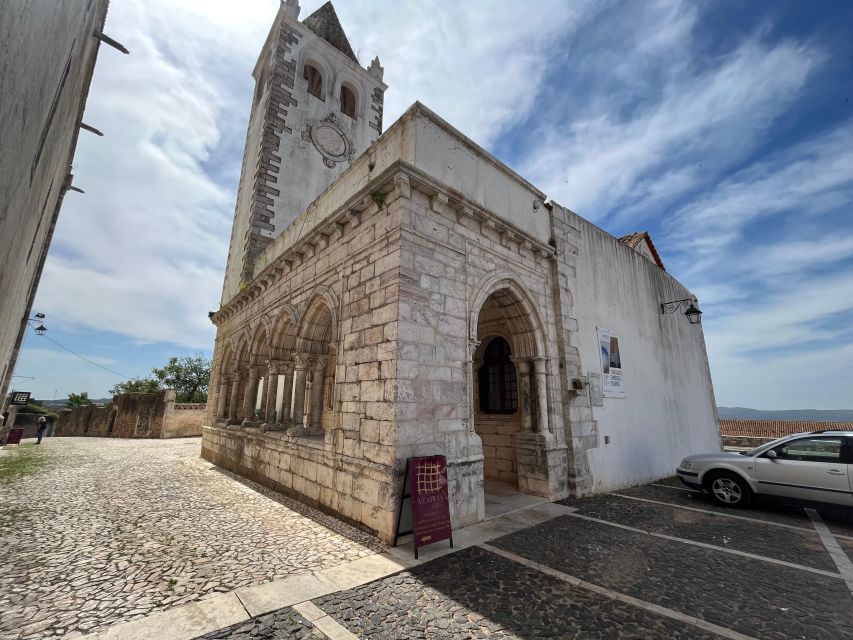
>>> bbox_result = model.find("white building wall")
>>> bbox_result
[0,0,109,405]
[566,212,721,491]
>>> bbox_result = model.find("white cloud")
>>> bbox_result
[35,0,590,351]
[522,28,822,222]
[24,0,853,409]
[338,0,592,145]
[667,119,853,265]
[34,0,282,346]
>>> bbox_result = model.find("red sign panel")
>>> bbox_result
[409,455,452,551]
[6,428,24,445]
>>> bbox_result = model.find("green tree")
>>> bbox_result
[151,353,210,403]
[17,403,59,421]
[109,377,162,397]
[65,392,92,410]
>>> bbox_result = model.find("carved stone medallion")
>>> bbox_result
[301,113,353,168]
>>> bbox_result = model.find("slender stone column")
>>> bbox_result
[261,361,279,428]
[279,360,295,425]
[532,357,549,434]
[241,366,261,424]
[466,340,480,432]
[514,359,533,432]
[289,356,310,430]
[215,378,229,419]
[307,357,327,433]
[228,376,241,423]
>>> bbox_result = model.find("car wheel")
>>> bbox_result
[706,472,752,508]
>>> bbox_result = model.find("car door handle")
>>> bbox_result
[827,469,845,475]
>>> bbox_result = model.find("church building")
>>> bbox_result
[202,0,721,541]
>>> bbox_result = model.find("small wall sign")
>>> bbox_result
[597,328,626,398]
[9,391,31,406]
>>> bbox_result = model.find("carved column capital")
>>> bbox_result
[510,357,531,374]
[310,355,329,370]
[467,340,481,360]
[531,356,548,372]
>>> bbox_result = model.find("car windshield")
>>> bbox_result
[744,435,793,457]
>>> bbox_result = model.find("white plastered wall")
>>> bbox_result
[567,213,721,491]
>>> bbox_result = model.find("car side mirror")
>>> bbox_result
[766,450,778,460]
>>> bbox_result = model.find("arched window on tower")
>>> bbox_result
[478,337,518,414]
[340,85,356,119]
[303,64,323,99]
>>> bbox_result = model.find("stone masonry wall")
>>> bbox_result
[162,402,206,438]
[474,412,521,484]
[394,183,570,528]
[206,166,581,539]
[56,404,110,437]
[547,204,599,495]
[110,392,167,438]
[54,391,205,439]
[205,183,403,540]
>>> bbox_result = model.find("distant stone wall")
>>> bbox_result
[55,391,206,439]
[163,399,206,439]
[56,404,110,437]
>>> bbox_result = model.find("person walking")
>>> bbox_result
[36,416,48,444]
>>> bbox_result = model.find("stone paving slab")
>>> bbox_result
[490,514,853,640]
[557,493,836,571]
[198,606,323,640]
[312,546,722,639]
[0,438,383,640]
[617,483,853,537]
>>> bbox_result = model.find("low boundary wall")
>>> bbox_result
[56,391,206,439]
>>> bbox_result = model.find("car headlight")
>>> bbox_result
[679,460,694,470]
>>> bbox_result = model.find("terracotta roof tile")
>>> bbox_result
[618,230,665,270]
[720,419,853,438]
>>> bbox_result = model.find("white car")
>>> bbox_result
[677,430,853,508]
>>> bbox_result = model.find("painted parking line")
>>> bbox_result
[806,508,853,598]
[481,543,757,640]
[560,509,843,580]
[650,482,695,492]
[612,492,853,542]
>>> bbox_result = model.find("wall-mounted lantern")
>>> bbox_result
[661,299,703,325]
[29,312,48,336]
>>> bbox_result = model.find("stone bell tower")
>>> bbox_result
[221,0,387,303]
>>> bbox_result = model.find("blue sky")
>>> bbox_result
[13,0,853,408]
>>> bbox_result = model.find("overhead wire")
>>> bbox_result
[39,332,130,379]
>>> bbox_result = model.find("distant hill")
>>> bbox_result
[718,407,853,422]
[38,398,112,409]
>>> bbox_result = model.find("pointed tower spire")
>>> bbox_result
[301,2,358,63]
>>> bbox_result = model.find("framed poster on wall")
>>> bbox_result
[597,328,626,398]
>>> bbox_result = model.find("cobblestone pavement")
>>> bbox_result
[198,607,323,640]
[0,438,383,640]
[314,546,718,639]
[205,480,853,639]
[492,513,853,639]
[617,482,853,537]
[557,493,836,570]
